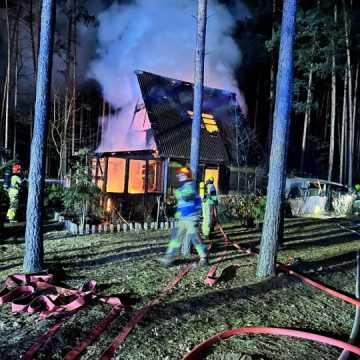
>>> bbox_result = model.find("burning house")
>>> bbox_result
[92,70,261,220]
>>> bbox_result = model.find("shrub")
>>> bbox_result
[332,193,355,216]
[217,194,266,226]
[63,149,102,229]
[44,184,64,216]
[252,196,267,221]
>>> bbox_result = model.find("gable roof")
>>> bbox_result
[136,70,244,164]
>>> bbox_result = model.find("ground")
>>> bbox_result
[0,217,360,360]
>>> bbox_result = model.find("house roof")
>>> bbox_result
[135,70,245,164]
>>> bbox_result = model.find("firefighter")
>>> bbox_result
[160,166,208,267]
[201,176,218,240]
[6,163,23,223]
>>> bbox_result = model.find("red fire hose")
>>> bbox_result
[0,273,123,360]
[199,216,360,360]
[4,218,360,360]
[181,327,360,360]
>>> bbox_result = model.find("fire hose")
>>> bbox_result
[181,327,360,360]
[189,216,360,359]
[3,219,360,359]
[0,273,123,360]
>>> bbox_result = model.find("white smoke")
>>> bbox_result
[89,0,251,152]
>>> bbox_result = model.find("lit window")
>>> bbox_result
[148,160,163,192]
[106,157,126,193]
[187,111,219,133]
[128,160,146,194]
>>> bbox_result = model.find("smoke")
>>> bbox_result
[89,0,251,152]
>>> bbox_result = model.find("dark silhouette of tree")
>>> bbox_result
[257,0,297,278]
[190,0,207,181]
[23,0,56,273]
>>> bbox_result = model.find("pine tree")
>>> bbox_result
[190,0,207,181]
[23,0,56,273]
[257,0,297,278]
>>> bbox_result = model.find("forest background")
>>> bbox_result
[0,0,359,186]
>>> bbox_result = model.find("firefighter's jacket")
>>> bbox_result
[204,181,217,205]
[175,180,201,218]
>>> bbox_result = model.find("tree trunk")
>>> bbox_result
[29,0,37,79]
[343,0,353,187]
[23,0,56,273]
[257,0,297,278]
[13,6,20,160]
[328,4,337,182]
[353,63,359,174]
[190,0,207,181]
[4,0,11,150]
[266,0,277,157]
[300,62,314,173]
[340,70,348,185]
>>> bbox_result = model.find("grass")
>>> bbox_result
[1,217,360,359]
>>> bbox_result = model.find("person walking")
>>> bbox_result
[201,176,218,240]
[160,166,208,267]
[6,163,24,223]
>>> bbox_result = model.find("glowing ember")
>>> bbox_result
[106,198,112,212]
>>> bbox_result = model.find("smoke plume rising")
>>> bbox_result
[89,0,251,152]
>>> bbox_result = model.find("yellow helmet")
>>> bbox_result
[176,166,192,180]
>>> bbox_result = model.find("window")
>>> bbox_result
[148,160,163,192]
[91,157,106,190]
[128,160,146,193]
[187,111,219,134]
[106,157,126,193]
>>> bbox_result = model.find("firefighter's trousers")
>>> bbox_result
[166,215,206,259]
[202,201,214,237]
[7,188,19,221]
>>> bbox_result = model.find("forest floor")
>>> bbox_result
[1,217,360,360]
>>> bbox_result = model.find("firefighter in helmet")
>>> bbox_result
[6,163,23,223]
[160,166,208,267]
[201,176,218,240]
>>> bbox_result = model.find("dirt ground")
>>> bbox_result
[1,217,360,360]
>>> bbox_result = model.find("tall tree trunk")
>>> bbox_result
[29,0,37,78]
[13,5,21,160]
[328,4,338,181]
[4,0,11,150]
[343,0,353,187]
[340,71,348,184]
[23,0,56,273]
[353,63,359,174]
[323,90,330,141]
[257,0,297,278]
[300,62,314,173]
[190,0,207,181]
[266,0,277,158]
